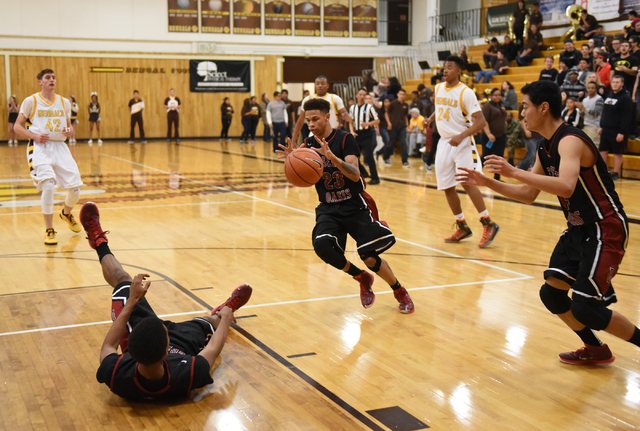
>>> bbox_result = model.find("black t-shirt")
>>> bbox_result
[610,55,640,91]
[303,129,364,206]
[375,106,387,129]
[96,352,213,401]
[539,68,559,82]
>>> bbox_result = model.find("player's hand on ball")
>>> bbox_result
[276,137,297,159]
[483,155,516,177]
[456,167,488,186]
[130,273,151,303]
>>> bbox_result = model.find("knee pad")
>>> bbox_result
[571,301,613,331]
[539,283,572,315]
[364,255,382,273]
[65,187,80,208]
[40,179,55,215]
[313,239,347,270]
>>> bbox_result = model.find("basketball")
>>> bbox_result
[284,148,324,187]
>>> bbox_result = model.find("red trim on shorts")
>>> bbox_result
[187,357,196,394]
[110,355,125,390]
[592,217,627,296]
[111,298,131,352]
[361,191,380,221]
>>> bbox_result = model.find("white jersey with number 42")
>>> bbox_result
[433,82,481,139]
[20,92,71,142]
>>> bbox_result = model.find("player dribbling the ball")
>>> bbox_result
[278,98,414,313]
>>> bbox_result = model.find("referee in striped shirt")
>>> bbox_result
[349,88,380,184]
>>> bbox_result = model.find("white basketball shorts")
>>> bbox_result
[27,141,84,191]
[434,136,482,190]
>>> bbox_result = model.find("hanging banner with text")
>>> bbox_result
[201,0,231,33]
[168,0,199,32]
[623,0,640,14]
[294,0,321,36]
[190,60,251,92]
[233,0,262,34]
[579,0,618,20]
[352,0,377,38]
[539,0,573,26]
[324,0,350,37]
[486,0,536,33]
[265,0,292,35]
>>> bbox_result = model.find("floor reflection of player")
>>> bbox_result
[130,144,146,188]
[167,144,181,190]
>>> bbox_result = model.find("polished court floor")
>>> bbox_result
[1,139,640,430]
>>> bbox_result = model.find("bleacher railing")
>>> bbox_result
[429,8,482,42]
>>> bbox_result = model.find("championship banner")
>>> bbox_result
[578,0,618,20]
[352,0,376,38]
[324,0,350,38]
[539,0,573,26]
[233,0,262,34]
[201,0,231,33]
[168,0,199,32]
[486,0,536,33]
[265,0,292,35]
[294,0,321,36]
[190,60,251,92]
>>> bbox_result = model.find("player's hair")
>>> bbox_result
[521,80,562,119]
[315,75,328,82]
[445,55,465,70]
[37,69,54,80]
[303,98,331,114]
[128,317,168,366]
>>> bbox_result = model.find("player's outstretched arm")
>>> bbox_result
[99,273,150,362]
[198,307,235,368]
[276,137,298,159]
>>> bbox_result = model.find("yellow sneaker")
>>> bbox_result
[44,228,58,245]
[60,210,81,233]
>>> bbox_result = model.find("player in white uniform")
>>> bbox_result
[292,75,350,143]
[425,56,500,248]
[14,69,84,245]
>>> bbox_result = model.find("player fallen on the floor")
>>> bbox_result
[80,202,252,400]
[457,79,640,365]
[278,98,414,314]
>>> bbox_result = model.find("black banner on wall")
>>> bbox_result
[190,60,251,92]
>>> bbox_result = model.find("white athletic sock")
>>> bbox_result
[41,179,55,215]
[454,212,465,221]
[479,210,489,218]
[65,188,80,209]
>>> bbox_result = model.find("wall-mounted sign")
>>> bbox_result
[294,0,321,36]
[265,0,292,35]
[324,0,350,38]
[190,60,251,92]
[352,0,376,38]
[233,0,262,34]
[168,0,199,32]
[202,0,231,33]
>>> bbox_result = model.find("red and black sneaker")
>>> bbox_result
[394,287,415,314]
[559,343,615,365]
[444,219,472,243]
[79,202,109,249]
[211,284,253,315]
[478,216,500,248]
[354,271,375,308]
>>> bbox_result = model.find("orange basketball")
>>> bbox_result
[284,148,324,187]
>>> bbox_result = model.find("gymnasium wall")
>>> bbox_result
[2,54,280,140]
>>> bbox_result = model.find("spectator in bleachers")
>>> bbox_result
[502,35,519,62]
[580,43,593,68]
[483,38,501,69]
[481,88,507,180]
[378,77,390,95]
[505,111,524,166]
[575,82,604,147]
[599,75,633,180]
[630,36,640,59]
[609,37,622,63]
[592,26,606,47]
[381,89,409,167]
[610,40,639,94]
[556,60,569,87]
[387,77,402,99]
[502,81,518,110]
[409,91,424,117]
[407,108,425,157]
[363,71,378,94]
[627,18,640,40]
[431,67,444,85]
[512,0,528,47]
[418,84,433,106]
[516,29,540,66]
[559,39,583,69]
[561,70,587,100]
[539,56,558,81]
[594,50,611,89]
[576,9,599,41]
[475,50,510,83]
[518,103,542,170]
[529,2,543,29]
[561,97,583,128]
[528,23,544,51]
[564,58,591,85]
[459,45,469,69]
[586,71,608,98]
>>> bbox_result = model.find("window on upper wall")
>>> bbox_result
[378,0,412,46]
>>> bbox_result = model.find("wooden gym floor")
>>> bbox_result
[1,139,640,431]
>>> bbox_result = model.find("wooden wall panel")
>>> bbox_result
[0,55,6,141]
[8,54,280,140]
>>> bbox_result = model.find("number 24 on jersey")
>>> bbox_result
[437,107,451,122]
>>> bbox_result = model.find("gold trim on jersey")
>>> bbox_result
[460,87,468,116]
[28,95,37,121]
[38,92,56,106]
[443,82,463,92]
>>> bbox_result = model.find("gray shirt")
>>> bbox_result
[267,100,287,123]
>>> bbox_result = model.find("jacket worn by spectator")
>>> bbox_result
[600,89,633,136]
[561,79,587,100]
[502,89,518,111]
[559,49,583,69]
[581,94,604,128]
[502,41,519,61]
[561,107,582,129]
[506,118,524,150]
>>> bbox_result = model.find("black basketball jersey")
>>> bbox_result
[96,352,213,401]
[538,123,627,227]
[303,128,365,205]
